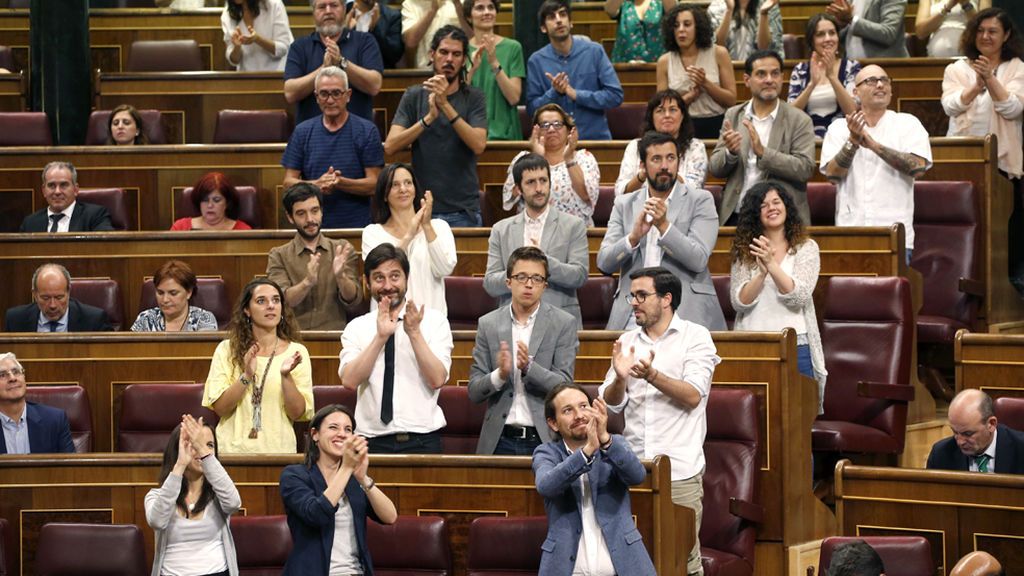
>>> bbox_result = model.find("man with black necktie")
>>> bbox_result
[927,389,1024,474]
[338,243,453,453]
[19,161,114,233]
[4,263,113,333]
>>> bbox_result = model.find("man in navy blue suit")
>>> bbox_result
[0,353,75,454]
[4,263,113,333]
[927,389,1024,474]
[19,161,114,233]
[532,383,656,576]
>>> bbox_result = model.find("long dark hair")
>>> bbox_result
[304,404,357,468]
[373,163,424,224]
[962,7,1024,61]
[730,182,808,266]
[226,0,262,22]
[732,0,761,25]
[640,89,695,154]
[227,278,301,372]
[662,3,713,53]
[157,421,219,518]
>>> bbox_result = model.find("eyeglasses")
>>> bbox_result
[626,291,656,304]
[538,121,566,131]
[855,75,891,88]
[316,89,347,100]
[0,368,25,380]
[509,273,547,285]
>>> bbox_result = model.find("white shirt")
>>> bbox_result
[819,109,932,249]
[221,0,294,72]
[46,201,76,233]
[732,251,807,334]
[160,504,229,576]
[401,0,460,68]
[523,206,551,248]
[738,100,779,211]
[622,186,677,331]
[566,443,616,576]
[969,428,998,473]
[329,496,363,575]
[339,302,453,437]
[489,304,540,427]
[599,316,721,480]
[362,220,458,315]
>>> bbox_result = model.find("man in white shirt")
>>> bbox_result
[532,383,657,576]
[469,246,579,455]
[599,266,721,576]
[338,243,453,453]
[821,64,932,264]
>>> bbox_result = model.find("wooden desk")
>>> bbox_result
[955,332,1024,401]
[0,330,830,573]
[0,72,25,111]
[0,453,687,576]
[834,460,1024,576]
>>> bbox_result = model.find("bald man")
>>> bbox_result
[3,264,112,333]
[950,551,1004,576]
[927,389,1024,474]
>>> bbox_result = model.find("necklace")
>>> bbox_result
[248,335,279,439]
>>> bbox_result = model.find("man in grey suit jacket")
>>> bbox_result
[709,50,817,226]
[469,246,579,455]
[484,153,589,326]
[598,131,726,332]
[828,0,910,58]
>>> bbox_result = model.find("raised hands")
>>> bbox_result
[181,414,212,458]
[323,36,341,68]
[376,295,401,337]
[280,349,303,376]
[721,119,742,155]
[826,0,853,25]
[528,124,545,156]
[516,340,530,375]
[759,0,779,15]
[544,72,576,100]
[612,340,636,380]
[243,343,260,380]
[845,110,874,148]
[315,166,341,194]
[497,341,512,380]
[562,127,578,163]
[332,243,354,280]
[403,300,424,335]
[306,251,322,285]
[741,118,765,157]
[749,234,775,273]
[423,74,451,109]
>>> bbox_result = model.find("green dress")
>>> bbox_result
[611,0,664,63]
[468,37,526,141]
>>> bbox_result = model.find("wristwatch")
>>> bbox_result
[339,56,349,71]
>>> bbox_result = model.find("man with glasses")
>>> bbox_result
[710,49,816,226]
[282,66,384,228]
[469,246,579,455]
[4,263,112,333]
[485,153,589,327]
[599,266,721,576]
[822,64,931,264]
[926,388,1024,474]
[598,131,726,331]
[0,353,75,454]
[284,0,383,124]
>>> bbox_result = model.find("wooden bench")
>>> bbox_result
[956,332,1024,400]
[0,72,25,111]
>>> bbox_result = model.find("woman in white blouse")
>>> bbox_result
[221,0,294,71]
[146,414,241,576]
[730,181,827,413]
[916,0,990,57]
[362,162,458,314]
[615,88,708,196]
[502,103,601,225]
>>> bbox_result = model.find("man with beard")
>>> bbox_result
[0,352,75,454]
[284,0,383,124]
[385,25,488,228]
[709,49,816,226]
[484,153,589,327]
[339,243,453,454]
[598,267,721,576]
[526,0,623,140]
[532,383,657,576]
[597,131,726,331]
[821,63,931,264]
[266,182,363,331]
[282,66,384,228]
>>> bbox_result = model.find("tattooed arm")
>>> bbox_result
[866,141,929,178]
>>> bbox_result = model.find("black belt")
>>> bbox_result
[502,425,540,440]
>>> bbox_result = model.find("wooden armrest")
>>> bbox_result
[728,497,765,523]
[958,277,984,297]
[857,381,915,402]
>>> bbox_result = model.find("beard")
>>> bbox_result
[317,22,342,38]
[296,221,321,241]
[647,170,675,193]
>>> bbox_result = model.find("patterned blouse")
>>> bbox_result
[611,0,665,63]
[707,0,784,61]
[502,149,602,226]
[131,306,219,332]
[788,59,861,138]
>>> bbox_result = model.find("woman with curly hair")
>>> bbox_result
[202,278,314,453]
[730,181,827,412]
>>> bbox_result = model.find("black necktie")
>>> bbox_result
[47,320,60,332]
[48,213,63,233]
[381,333,395,424]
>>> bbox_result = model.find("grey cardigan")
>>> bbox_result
[145,456,242,576]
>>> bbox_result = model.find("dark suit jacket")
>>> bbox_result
[926,424,1024,474]
[19,202,115,233]
[4,299,113,332]
[280,463,382,576]
[0,402,75,454]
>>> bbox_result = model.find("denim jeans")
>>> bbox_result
[435,210,483,228]
[796,344,813,379]
[494,434,541,456]
[366,431,442,454]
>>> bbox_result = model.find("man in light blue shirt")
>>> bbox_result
[525,0,623,140]
[0,352,75,455]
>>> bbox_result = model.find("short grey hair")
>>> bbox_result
[31,263,72,293]
[315,66,349,91]
[42,161,78,185]
[0,353,22,370]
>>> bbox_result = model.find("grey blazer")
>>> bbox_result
[467,302,579,455]
[708,100,817,225]
[596,182,727,331]
[483,208,589,327]
[840,0,909,58]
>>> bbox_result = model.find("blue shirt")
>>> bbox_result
[0,404,29,454]
[36,309,68,333]
[282,114,385,229]
[526,38,624,140]
[284,30,384,124]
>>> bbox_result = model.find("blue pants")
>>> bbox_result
[494,434,541,456]
[435,210,482,228]
[796,344,813,379]
[367,431,442,454]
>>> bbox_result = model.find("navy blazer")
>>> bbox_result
[4,299,113,332]
[19,202,115,233]
[926,424,1024,474]
[533,436,656,576]
[0,402,75,454]
[280,463,381,576]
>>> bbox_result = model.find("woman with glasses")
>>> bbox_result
[361,163,457,314]
[615,89,708,195]
[501,103,601,225]
[171,172,253,231]
[730,181,826,413]
[787,13,861,138]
